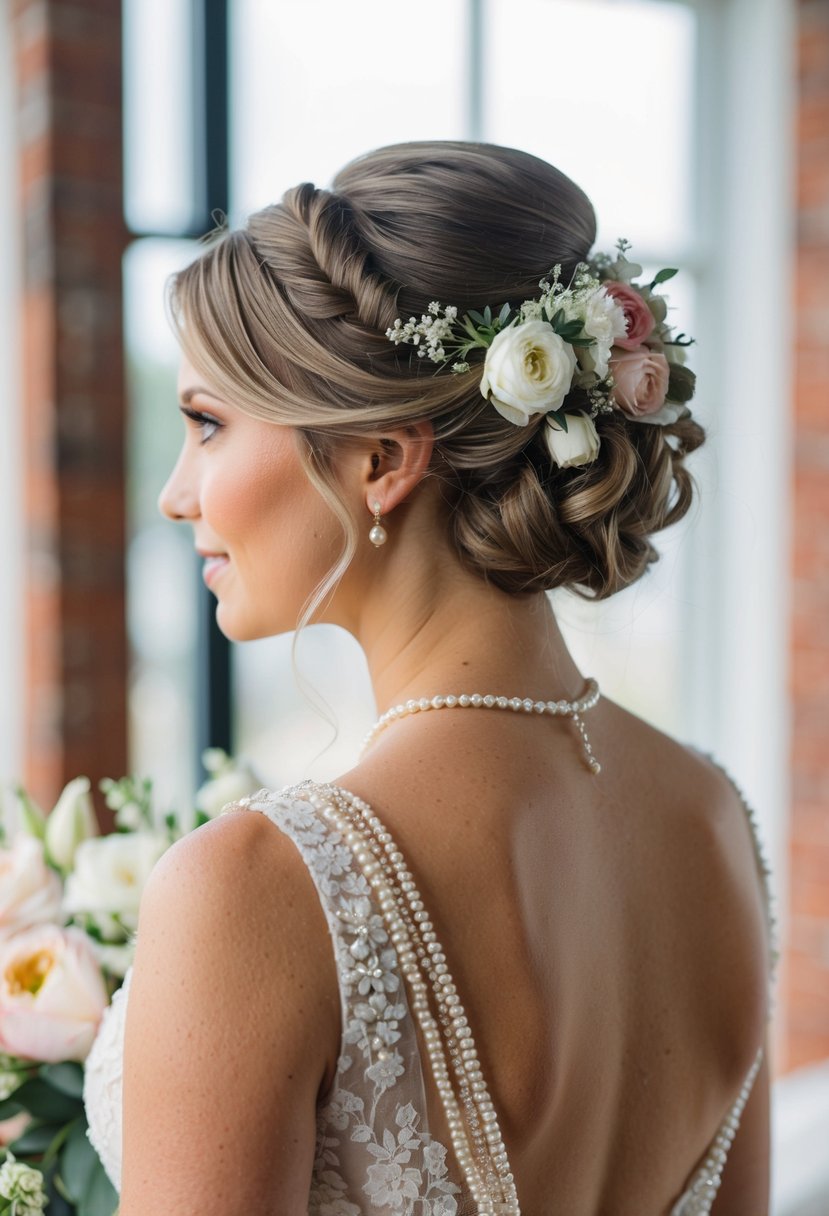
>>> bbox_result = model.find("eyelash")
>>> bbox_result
[181,406,222,444]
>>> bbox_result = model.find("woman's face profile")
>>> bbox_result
[158,354,347,641]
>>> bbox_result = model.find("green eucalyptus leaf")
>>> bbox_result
[0,1097,23,1119]
[78,1158,119,1216]
[467,309,485,326]
[483,305,492,325]
[498,302,511,325]
[39,1062,85,1101]
[650,268,678,288]
[550,308,565,329]
[60,1121,99,1203]
[12,1076,81,1122]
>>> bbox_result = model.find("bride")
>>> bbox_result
[83,141,775,1214]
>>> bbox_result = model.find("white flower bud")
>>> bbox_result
[45,776,99,872]
[544,413,601,468]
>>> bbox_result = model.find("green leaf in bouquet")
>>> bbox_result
[498,302,511,326]
[8,1118,63,1154]
[39,1062,85,1101]
[59,1120,99,1204]
[0,1096,23,1119]
[11,1076,82,1123]
[14,786,47,841]
[650,267,678,287]
[78,1157,118,1216]
[467,309,485,326]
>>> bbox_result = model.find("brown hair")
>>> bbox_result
[167,140,704,616]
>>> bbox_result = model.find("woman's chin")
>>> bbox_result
[214,600,292,643]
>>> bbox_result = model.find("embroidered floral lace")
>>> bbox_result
[83,758,776,1214]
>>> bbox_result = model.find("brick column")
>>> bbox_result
[13,0,127,817]
[787,0,829,1072]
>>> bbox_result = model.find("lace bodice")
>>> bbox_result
[83,760,777,1214]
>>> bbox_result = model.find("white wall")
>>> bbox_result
[0,0,24,790]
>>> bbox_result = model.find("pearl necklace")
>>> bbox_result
[361,678,602,774]
[306,780,521,1214]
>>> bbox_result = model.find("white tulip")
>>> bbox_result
[62,831,169,921]
[544,413,601,469]
[45,776,99,872]
[480,321,577,426]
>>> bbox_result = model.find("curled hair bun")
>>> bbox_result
[451,409,704,599]
[169,140,704,604]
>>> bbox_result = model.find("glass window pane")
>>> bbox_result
[230,0,468,218]
[124,238,201,815]
[228,0,469,776]
[483,0,696,256]
[123,0,198,234]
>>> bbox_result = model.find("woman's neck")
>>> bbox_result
[349,556,587,715]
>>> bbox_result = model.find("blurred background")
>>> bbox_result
[0,0,826,1209]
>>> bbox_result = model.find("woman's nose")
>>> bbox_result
[157,455,199,522]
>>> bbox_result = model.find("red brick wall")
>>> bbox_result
[13,0,127,823]
[786,0,829,1072]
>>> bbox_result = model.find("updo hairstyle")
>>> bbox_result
[167,141,704,615]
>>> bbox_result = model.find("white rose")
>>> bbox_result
[63,831,169,922]
[544,413,600,469]
[0,836,63,943]
[480,321,577,426]
[44,776,99,873]
[196,765,260,819]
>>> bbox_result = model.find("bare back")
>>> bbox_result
[336,694,774,1214]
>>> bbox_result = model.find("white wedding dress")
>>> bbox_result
[83,761,776,1215]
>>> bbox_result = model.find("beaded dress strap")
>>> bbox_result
[309,781,521,1216]
[669,749,779,1215]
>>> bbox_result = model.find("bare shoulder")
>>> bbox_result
[119,806,341,1214]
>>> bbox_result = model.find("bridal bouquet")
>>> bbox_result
[0,751,259,1216]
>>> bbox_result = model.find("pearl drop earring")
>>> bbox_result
[369,501,387,547]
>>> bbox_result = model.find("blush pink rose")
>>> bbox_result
[604,281,656,350]
[0,924,109,1062]
[609,348,671,418]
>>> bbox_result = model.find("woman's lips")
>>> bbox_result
[202,555,230,588]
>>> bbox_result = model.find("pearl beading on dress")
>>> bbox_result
[669,1046,764,1216]
[361,679,602,774]
[306,782,522,1216]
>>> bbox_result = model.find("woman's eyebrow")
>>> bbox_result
[178,386,220,406]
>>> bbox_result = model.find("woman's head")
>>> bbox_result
[160,140,704,639]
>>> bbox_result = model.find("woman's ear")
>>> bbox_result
[364,419,435,515]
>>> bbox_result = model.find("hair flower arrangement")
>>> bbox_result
[385,239,696,468]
